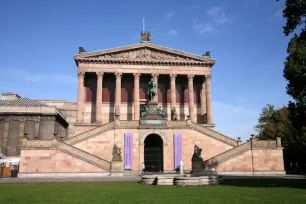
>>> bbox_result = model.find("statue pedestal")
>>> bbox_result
[192,159,204,175]
[139,101,167,128]
[111,159,123,176]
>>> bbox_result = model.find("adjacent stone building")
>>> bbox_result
[0,93,68,157]
[1,32,285,177]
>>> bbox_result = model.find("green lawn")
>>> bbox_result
[0,179,306,204]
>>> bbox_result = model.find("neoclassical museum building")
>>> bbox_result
[0,32,285,177]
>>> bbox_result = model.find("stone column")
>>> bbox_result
[2,120,9,155]
[170,74,177,109]
[115,72,122,111]
[76,71,85,123]
[17,121,25,155]
[201,79,207,122]
[152,74,159,103]
[205,75,213,124]
[133,73,141,120]
[96,72,104,123]
[188,74,195,122]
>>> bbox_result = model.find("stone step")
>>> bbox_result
[204,141,251,168]
[65,122,114,145]
[191,122,237,147]
[57,142,111,171]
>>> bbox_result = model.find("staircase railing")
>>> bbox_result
[57,142,111,171]
[190,122,237,147]
[65,121,114,145]
[204,141,251,167]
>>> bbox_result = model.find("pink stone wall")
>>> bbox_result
[19,149,105,173]
[74,125,98,136]
[19,129,285,174]
[74,129,140,171]
[73,128,232,172]
[216,151,253,172]
[163,129,233,171]
[253,149,284,171]
[215,149,285,172]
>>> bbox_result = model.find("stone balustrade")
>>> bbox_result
[21,138,111,171]
[204,142,251,168]
[252,140,277,149]
[190,122,237,147]
[57,142,111,171]
[65,121,115,145]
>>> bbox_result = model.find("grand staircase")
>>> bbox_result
[65,121,115,145]
[190,122,237,147]
[57,141,111,171]
[204,141,251,168]
[22,120,245,173]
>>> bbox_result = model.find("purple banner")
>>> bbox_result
[174,133,182,170]
[124,133,133,169]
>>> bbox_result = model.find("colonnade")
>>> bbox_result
[76,72,212,124]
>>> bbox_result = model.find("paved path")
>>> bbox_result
[1,174,305,184]
[0,176,141,184]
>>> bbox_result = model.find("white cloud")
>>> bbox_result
[193,6,230,34]
[167,30,178,36]
[193,23,215,33]
[166,11,175,20]
[206,7,229,24]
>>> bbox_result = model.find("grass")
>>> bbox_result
[0,179,306,204]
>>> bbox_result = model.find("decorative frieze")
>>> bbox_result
[97,48,200,61]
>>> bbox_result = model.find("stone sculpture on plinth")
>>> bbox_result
[171,107,178,121]
[139,76,167,127]
[111,144,123,174]
[191,145,204,174]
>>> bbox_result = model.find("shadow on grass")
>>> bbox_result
[221,177,306,189]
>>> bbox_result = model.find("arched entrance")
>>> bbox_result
[144,134,163,172]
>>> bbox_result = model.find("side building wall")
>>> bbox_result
[0,115,68,157]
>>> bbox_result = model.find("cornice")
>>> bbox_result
[75,58,214,67]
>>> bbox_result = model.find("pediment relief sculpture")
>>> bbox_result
[96,48,202,61]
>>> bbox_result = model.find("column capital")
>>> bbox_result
[170,74,177,80]
[78,71,85,78]
[96,72,104,78]
[187,74,195,80]
[115,72,122,78]
[152,73,159,79]
[133,73,141,79]
[205,74,212,80]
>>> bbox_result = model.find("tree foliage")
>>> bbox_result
[255,105,306,172]
[278,0,306,35]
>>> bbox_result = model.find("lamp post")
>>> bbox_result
[250,134,255,175]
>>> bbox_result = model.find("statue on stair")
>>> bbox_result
[112,144,122,161]
[171,107,178,121]
[192,145,204,174]
[192,145,203,161]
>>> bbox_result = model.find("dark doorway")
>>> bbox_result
[144,134,163,172]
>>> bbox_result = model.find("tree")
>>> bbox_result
[281,0,306,142]
[278,0,306,36]
[255,105,306,172]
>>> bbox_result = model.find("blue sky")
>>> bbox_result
[0,0,291,141]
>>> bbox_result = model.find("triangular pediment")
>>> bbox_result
[74,43,215,64]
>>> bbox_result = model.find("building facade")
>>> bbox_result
[14,34,285,177]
